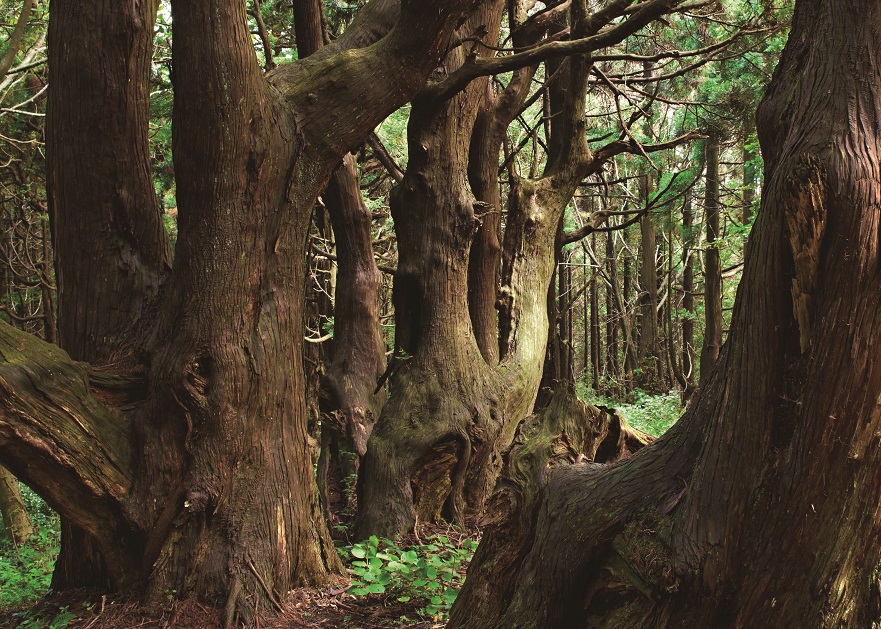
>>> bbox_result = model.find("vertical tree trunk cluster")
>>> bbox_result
[2,0,482,617]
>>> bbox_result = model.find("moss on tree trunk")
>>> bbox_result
[451,1,881,625]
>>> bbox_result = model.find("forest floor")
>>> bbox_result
[0,522,476,629]
[0,585,445,628]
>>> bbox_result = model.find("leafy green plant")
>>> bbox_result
[13,605,75,629]
[580,388,683,437]
[619,390,683,437]
[1,486,60,611]
[0,528,60,610]
[340,534,477,620]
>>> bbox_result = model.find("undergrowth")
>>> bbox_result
[0,486,59,612]
[339,533,477,624]
[579,385,683,437]
[0,485,66,628]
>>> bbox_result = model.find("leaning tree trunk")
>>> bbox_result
[1,0,480,618]
[0,466,32,544]
[451,0,881,626]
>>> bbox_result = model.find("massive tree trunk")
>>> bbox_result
[46,0,172,589]
[356,0,693,538]
[2,0,480,616]
[356,2,510,537]
[451,0,881,626]
[356,0,641,538]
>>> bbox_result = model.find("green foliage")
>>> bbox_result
[8,605,74,629]
[618,390,683,437]
[0,486,59,611]
[375,106,410,169]
[0,529,60,610]
[339,534,477,622]
[581,388,683,438]
[17,486,55,533]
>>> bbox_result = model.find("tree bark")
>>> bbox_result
[637,170,663,389]
[451,0,881,625]
[0,465,33,544]
[590,234,601,393]
[318,154,387,506]
[357,2,510,537]
[46,0,171,589]
[699,129,722,386]
[4,0,483,615]
[681,188,696,395]
[292,0,387,524]
[357,0,636,538]
[742,118,757,262]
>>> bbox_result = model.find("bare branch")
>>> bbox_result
[429,0,687,101]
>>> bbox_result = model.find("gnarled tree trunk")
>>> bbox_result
[2,0,480,618]
[451,1,881,626]
[356,0,690,538]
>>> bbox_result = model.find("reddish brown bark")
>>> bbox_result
[3,0,484,616]
[451,0,881,625]
[699,130,723,385]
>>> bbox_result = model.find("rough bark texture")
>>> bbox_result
[742,120,757,261]
[637,175,664,390]
[699,130,722,385]
[357,0,625,539]
[0,465,33,543]
[47,0,171,363]
[451,1,881,626]
[292,0,387,523]
[318,154,387,513]
[357,2,510,538]
[3,0,482,616]
[46,0,171,589]
[357,0,692,538]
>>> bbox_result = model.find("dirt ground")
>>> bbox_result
[0,522,477,629]
[0,585,447,628]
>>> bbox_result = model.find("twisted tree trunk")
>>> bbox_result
[2,0,480,617]
[451,1,881,625]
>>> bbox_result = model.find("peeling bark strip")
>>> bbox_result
[3,0,484,615]
[784,156,826,352]
[451,0,881,626]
